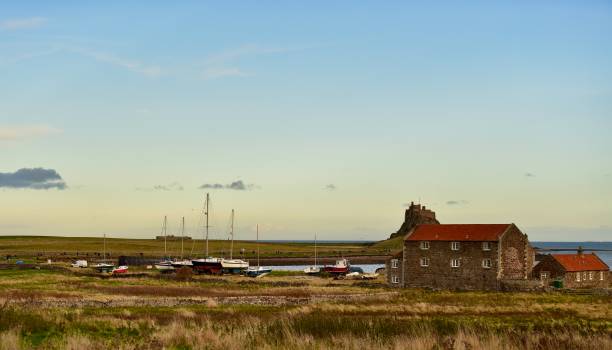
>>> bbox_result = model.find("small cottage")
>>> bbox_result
[533,252,609,288]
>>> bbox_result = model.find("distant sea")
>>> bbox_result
[532,242,612,267]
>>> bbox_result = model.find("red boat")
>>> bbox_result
[112,265,128,274]
[323,258,350,275]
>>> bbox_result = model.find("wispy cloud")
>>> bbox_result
[201,67,247,80]
[446,200,469,205]
[324,184,337,191]
[0,124,61,141]
[199,180,256,191]
[136,182,184,191]
[524,172,535,178]
[70,48,162,77]
[0,168,67,190]
[0,17,47,30]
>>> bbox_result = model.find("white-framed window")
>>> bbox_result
[589,272,593,280]
[451,242,460,251]
[540,272,549,280]
[420,241,430,250]
[482,242,491,251]
[420,257,430,267]
[482,259,492,269]
[576,272,581,282]
[601,271,605,281]
[391,259,399,269]
[583,272,587,281]
[450,259,460,268]
[391,276,400,284]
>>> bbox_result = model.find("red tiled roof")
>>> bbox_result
[551,253,609,272]
[405,224,511,241]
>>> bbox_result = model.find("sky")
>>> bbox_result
[1,1,611,241]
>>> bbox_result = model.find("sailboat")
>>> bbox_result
[192,193,224,274]
[94,234,115,273]
[155,216,174,271]
[246,224,272,277]
[304,234,321,275]
[171,216,193,268]
[221,209,249,273]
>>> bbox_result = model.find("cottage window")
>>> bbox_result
[482,259,492,269]
[589,272,593,280]
[451,242,460,251]
[576,272,581,282]
[583,272,587,281]
[420,257,430,267]
[391,259,399,269]
[540,272,549,280]
[391,276,400,284]
[450,259,460,268]
[482,242,491,251]
[420,241,430,250]
[601,271,605,281]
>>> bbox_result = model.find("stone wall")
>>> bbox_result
[403,240,500,290]
[499,224,531,280]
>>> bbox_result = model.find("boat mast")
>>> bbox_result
[163,216,167,257]
[103,234,106,262]
[181,216,185,260]
[230,209,234,260]
[257,224,260,268]
[205,193,209,257]
[314,233,317,267]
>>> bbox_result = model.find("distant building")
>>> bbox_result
[387,223,534,290]
[533,252,609,288]
[155,235,192,241]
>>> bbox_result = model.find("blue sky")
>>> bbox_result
[1,1,611,241]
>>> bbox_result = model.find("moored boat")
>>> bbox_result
[192,257,223,274]
[246,224,271,277]
[221,209,249,274]
[323,258,350,275]
[112,265,128,274]
[94,234,114,272]
[304,234,320,275]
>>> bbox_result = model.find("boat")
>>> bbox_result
[191,193,224,274]
[155,216,175,272]
[94,234,115,272]
[361,273,379,280]
[246,224,272,277]
[170,216,193,269]
[221,209,249,274]
[304,234,321,275]
[323,258,350,275]
[112,265,128,274]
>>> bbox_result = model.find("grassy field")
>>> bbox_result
[0,236,394,260]
[0,267,610,349]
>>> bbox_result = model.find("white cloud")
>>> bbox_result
[201,67,247,80]
[71,48,162,78]
[0,17,47,30]
[0,124,61,141]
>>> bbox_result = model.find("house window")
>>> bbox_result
[482,259,492,269]
[420,241,430,250]
[451,242,460,251]
[450,259,460,268]
[583,272,587,281]
[589,272,593,280]
[391,259,399,269]
[540,272,549,280]
[391,276,400,284]
[420,257,429,267]
[576,272,581,282]
[601,272,605,281]
[482,242,491,251]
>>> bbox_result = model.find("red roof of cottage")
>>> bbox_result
[405,224,512,241]
[551,254,609,272]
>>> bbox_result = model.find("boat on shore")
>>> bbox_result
[94,234,115,273]
[323,258,350,275]
[246,224,272,277]
[170,216,193,269]
[191,193,224,274]
[155,216,175,272]
[222,209,249,274]
[304,234,321,275]
[112,265,128,274]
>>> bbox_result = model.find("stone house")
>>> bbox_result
[387,223,534,290]
[533,253,609,289]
